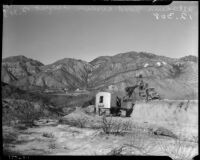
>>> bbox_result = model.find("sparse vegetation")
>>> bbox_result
[16,102,43,126]
[124,130,157,155]
[62,116,89,128]
[101,115,114,134]
[101,115,132,135]
[2,83,198,156]
[42,132,54,138]
[48,142,56,149]
[2,83,50,104]
[191,136,198,143]
[73,117,88,128]
[107,146,125,155]
[2,82,96,118]
[3,100,45,127]
[158,137,197,160]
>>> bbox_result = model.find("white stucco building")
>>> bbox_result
[95,92,111,112]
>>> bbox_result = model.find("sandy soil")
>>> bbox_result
[3,121,198,158]
[3,100,198,158]
[131,100,198,139]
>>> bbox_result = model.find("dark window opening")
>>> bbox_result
[99,96,103,103]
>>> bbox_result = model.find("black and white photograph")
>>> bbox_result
[2,1,198,158]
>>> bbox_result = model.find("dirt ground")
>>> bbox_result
[131,100,198,138]
[3,100,198,158]
[3,120,198,158]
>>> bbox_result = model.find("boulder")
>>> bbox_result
[153,127,178,139]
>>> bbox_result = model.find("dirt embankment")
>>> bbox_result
[131,100,198,137]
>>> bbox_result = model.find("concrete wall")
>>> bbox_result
[131,100,198,137]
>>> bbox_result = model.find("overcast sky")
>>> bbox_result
[3,1,198,65]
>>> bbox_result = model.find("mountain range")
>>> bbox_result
[1,52,198,100]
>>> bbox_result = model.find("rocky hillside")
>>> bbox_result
[2,81,94,121]
[180,55,198,63]
[2,55,44,83]
[89,52,198,99]
[10,58,93,90]
[2,81,70,118]
[1,66,17,83]
[1,52,198,100]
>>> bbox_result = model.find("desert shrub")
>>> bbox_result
[124,130,157,155]
[62,116,88,128]
[101,115,132,135]
[101,115,114,134]
[48,142,56,149]
[5,101,45,127]
[107,146,125,155]
[178,102,184,109]
[158,137,198,160]
[112,120,132,135]
[42,132,54,138]
[58,117,64,124]
[191,136,198,143]
[2,83,51,105]
[74,117,88,128]
[18,103,43,126]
